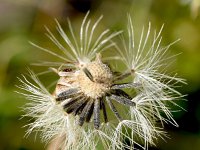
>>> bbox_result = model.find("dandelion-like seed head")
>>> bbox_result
[17,12,186,150]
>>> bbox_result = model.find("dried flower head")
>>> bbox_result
[18,12,185,150]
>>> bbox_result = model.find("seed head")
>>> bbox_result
[17,13,186,150]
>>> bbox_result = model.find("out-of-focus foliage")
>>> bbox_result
[0,0,199,149]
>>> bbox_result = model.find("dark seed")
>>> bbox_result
[106,96,122,121]
[56,88,79,101]
[101,98,108,123]
[78,100,94,126]
[94,99,100,129]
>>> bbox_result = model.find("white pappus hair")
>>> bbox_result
[17,12,186,150]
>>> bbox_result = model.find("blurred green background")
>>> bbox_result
[0,0,200,149]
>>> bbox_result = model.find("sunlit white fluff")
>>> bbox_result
[18,71,128,150]
[31,11,121,67]
[18,13,185,150]
[108,15,186,150]
[111,92,169,150]
[18,72,168,149]
[116,15,186,124]
[18,73,150,150]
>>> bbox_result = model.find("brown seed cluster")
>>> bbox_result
[54,54,135,129]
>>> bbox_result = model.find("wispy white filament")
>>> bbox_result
[18,13,185,150]
[31,12,122,68]
[17,71,124,149]
[112,15,186,149]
